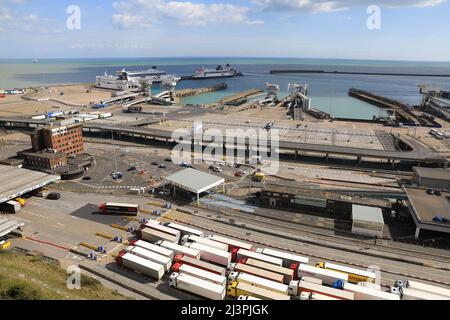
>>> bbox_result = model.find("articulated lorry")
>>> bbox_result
[170,272,226,300]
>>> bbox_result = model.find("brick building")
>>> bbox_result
[19,150,67,170]
[31,124,84,155]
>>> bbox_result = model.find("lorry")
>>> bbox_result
[289,279,354,300]
[206,235,253,252]
[0,201,21,213]
[157,240,201,260]
[243,258,295,284]
[170,272,226,300]
[298,264,348,287]
[391,286,449,300]
[228,272,289,295]
[233,248,283,266]
[184,242,231,266]
[227,282,290,300]
[316,261,376,284]
[395,280,450,298]
[172,263,227,286]
[143,221,181,243]
[343,283,400,300]
[116,251,164,280]
[140,228,178,243]
[125,246,172,272]
[15,198,26,207]
[174,254,227,276]
[181,235,228,251]
[130,240,174,259]
[99,202,139,216]
[237,295,262,300]
[166,222,205,237]
[228,263,284,283]
[256,248,309,268]
[300,292,339,301]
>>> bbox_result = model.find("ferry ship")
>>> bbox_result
[96,71,142,91]
[192,64,242,79]
[120,66,181,84]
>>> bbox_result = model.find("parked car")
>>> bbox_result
[434,190,442,196]
[151,162,159,166]
[426,189,434,195]
[46,192,61,200]
[159,164,167,169]
[82,176,92,181]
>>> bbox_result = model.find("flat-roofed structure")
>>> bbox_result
[351,205,385,238]
[0,165,60,204]
[0,218,25,238]
[404,187,450,239]
[165,168,225,205]
[412,167,450,190]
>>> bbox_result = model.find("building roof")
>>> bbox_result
[20,150,66,160]
[165,168,225,194]
[405,187,450,229]
[352,205,384,224]
[0,165,60,203]
[413,167,450,181]
[0,218,25,238]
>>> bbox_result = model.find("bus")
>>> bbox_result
[99,203,140,216]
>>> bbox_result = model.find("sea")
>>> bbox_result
[1,57,450,120]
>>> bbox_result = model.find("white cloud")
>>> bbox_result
[251,0,446,13]
[112,0,255,28]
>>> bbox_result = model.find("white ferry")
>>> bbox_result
[192,64,242,79]
[96,71,141,91]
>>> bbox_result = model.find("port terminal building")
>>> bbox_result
[165,168,225,205]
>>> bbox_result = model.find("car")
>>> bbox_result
[46,192,61,200]
[127,167,137,172]
[426,189,434,195]
[165,157,172,162]
[151,162,159,166]
[434,190,442,196]
[180,161,190,168]
[159,164,167,169]
[228,163,235,167]
[213,167,223,173]
[235,171,246,177]
[82,176,92,181]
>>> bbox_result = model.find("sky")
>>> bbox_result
[0,0,449,60]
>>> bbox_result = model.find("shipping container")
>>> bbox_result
[289,280,354,300]
[125,246,172,272]
[245,258,295,284]
[229,263,284,283]
[157,240,201,259]
[256,248,309,268]
[173,263,227,286]
[144,222,181,243]
[227,282,290,300]
[167,223,205,237]
[181,235,228,251]
[174,254,226,276]
[234,249,282,266]
[228,272,289,295]
[298,264,348,287]
[343,283,399,300]
[316,262,376,284]
[207,235,253,252]
[140,228,178,243]
[185,242,231,266]
[116,251,164,280]
[130,240,174,259]
[170,272,226,300]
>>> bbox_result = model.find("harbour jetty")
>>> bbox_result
[270,69,450,78]
[219,89,263,105]
[175,83,227,98]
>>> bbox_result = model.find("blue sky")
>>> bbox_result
[0,0,449,60]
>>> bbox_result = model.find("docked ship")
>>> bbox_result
[120,66,181,84]
[96,71,142,91]
[192,64,242,79]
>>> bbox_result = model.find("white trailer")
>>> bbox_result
[301,276,323,285]
[157,240,201,259]
[300,292,339,301]
[245,258,295,284]
[317,261,377,284]
[174,263,227,286]
[125,246,172,272]
[237,295,262,301]
[131,240,174,259]
[170,272,226,300]
[392,287,450,300]
[228,272,289,295]
[235,249,282,266]
[344,283,400,300]
[400,280,450,298]
[185,242,231,267]
[167,222,205,237]
[181,235,228,251]
[256,248,309,267]
[141,228,178,243]
[207,235,254,251]
[229,263,284,284]
[144,222,181,243]
[298,264,348,287]
[290,280,354,300]
[117,252,164,280]
[227,281,290,301]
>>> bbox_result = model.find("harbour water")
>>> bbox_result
[1,57,449,120]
